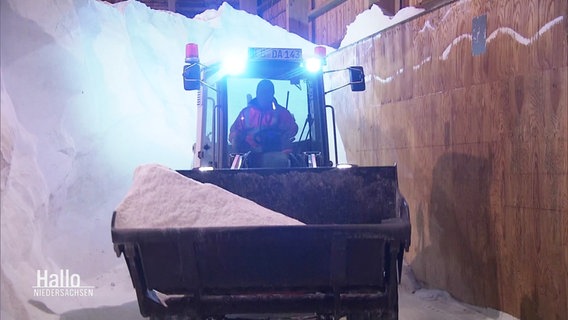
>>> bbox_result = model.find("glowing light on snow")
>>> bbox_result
[221,52,248,75]
[305,57,323,73]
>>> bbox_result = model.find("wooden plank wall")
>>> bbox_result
[325,0,567,319]
[260,0,287,30]
[260,0,379,48]
[311,0,370,48]
[296,0,453,47]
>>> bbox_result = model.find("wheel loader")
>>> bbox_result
[111,44,411,320]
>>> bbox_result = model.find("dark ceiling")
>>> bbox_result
[104,0,245,19]
[174,0,241,18]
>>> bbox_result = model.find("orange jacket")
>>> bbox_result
[229,98,298,153]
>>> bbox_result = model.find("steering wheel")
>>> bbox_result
[254,128,282,152]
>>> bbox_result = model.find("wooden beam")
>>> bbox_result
[287,0,309,39]
[239,0,257,14]
[416,0,459,10]
[308,0,347,21]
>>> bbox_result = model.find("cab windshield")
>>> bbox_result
[226,77,309,144]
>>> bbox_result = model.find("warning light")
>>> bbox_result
[314,46,327,58]
[305,46,327,73]
[183,43,201,90]
[185,43,199,63]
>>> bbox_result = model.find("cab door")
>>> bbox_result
[193,71,229,168]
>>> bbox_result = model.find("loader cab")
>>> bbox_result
[183,44,364,169]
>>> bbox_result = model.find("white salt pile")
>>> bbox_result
[114,164,304,228]
[340,5,425,47]
[1,0,521,319]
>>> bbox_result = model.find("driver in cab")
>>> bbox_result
[229,79,298,154]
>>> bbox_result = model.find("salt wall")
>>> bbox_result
[326,0,567,319]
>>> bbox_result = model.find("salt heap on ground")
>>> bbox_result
[340,5,424,47]
[114,164,304,228]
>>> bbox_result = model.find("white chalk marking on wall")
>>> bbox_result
[440,34,472,60]
[418,20,435,33]
[440,15,564,60]
[364,15,564,86]
[486,16,564,45]
[373,74,394,84]
[413,56,432,71]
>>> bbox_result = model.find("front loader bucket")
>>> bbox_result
[112,165,411,319]
[177,166,405,225]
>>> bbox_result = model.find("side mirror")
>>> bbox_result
[183,63,201,91]
[349,66,365,92]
